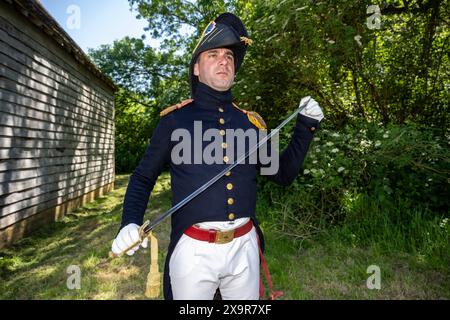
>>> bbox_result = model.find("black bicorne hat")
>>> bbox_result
[189,12,252,96]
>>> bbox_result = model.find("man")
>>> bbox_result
[111,13,323,300]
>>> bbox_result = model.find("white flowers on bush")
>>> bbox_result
[375,140,381,147]
[383,133,389,138]
[313,137,320,142]
[338,167,345,173]
[360,139,372,147]
[303,169,310,175]
[326,141,334,147]
[256,96,261,100]
[332,132,340,137]
[331,148,339,153]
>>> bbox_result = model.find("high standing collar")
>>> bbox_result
[193,82,233,109]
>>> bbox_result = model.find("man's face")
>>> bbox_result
[193,48,235,91]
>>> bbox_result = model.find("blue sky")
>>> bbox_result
[39,0,161,53]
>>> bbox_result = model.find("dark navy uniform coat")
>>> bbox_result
[120,82,319,299]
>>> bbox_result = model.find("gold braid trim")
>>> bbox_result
[240,36,253,46]
[160,99,194,117]
[232,102,267,130]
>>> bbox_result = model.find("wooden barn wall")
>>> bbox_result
[0,1,115,247]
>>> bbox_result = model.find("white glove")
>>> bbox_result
[111,223,148,256]
[299,96,324,122]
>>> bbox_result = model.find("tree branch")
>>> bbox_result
[378,0,441,15]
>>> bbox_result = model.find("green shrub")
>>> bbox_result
[258,118,450,261]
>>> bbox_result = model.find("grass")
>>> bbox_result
[0,173,449,299]
[0,173,172,300]
[263,230,450,299]
[260,191,450,300]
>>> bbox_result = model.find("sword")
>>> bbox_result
[110,97,311,258]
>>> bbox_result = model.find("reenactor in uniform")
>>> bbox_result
[112,12,324,300]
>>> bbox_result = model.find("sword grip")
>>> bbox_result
[109,221,150,258]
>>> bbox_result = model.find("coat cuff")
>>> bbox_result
[296,113,320,133]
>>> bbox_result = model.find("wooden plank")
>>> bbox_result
[0,136,115,150]
[0,159,113,185]
[0,83,114,132]
[0,51,113,116]
[0,145,114,160]
[0,181,115,249]
[0,41,113,121]
[0,42,113,119]
[0,92,113,132]
[0,73,113,131]
[0,106,114,137]
[0,173,115,229]
[0,15,114,104]
[0,168,115,216]
[0,153,114,172]
[0,123,114,146]
[0,70,113,123]
[0,158,114,188]
[0,17,114,106]
[0,58,113,120]
[0,48,112,110]
[0,125,114,145]
[0,172,114,219]
[0,109,113,140]
[0,167,114,212]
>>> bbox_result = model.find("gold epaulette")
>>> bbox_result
[160,99,194,117]
[232,102,267,130]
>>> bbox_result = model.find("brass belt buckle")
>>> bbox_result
[215,229,235,244]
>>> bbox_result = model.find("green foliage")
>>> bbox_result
[261,119,449,216]
[258,119,449,264]
[114,89,158,173]
[88,37,187,100]
[234,0,450,127]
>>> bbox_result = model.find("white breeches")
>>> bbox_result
[169,226,260,300]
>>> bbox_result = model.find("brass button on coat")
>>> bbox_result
[220,129,225,136]
[218,107,224,112]
[223,156,229,163]
[222,142,228,149]
[226,183,233,190]
[225,171,231,177]
[227,198,234,205]
[219,118,225,125]
[228,213,235,220]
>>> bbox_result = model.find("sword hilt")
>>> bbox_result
[109,220,151,258]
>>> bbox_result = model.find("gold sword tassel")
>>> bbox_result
[144,231,161,299]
